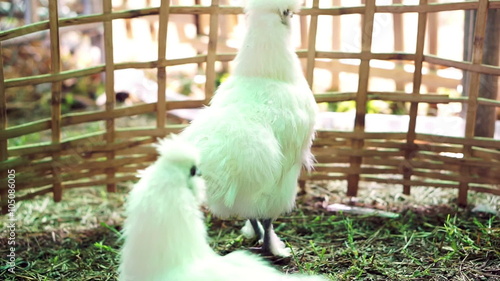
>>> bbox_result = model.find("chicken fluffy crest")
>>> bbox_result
[118,137,327,281]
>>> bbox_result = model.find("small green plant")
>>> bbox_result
[437,214,481,257]
[94,241,118,254]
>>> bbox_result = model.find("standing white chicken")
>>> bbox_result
[118,137,328,281]
[181,0,318,256]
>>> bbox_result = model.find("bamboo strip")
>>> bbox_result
[301,2,500,16]
[314,165,403,175]
[362,157,461,172]
[6,186,54,204]
[313,155,350,163]
[408,159,461,172]
[314,91,490,105]
[48,0,63,202]
[359,175,458,189]
[404,0,428,195]
[424,54,500,76]
[314,51,415,60]
[414,143,463,154]
[305,0,320,87]
[9,138,156,176]
[315,60,460,90]
[0,155,46,172]
[312,147,404,158]
[8,132,104,157]
[460,2,491,205]
[314,92,357,103]
[416,133,500,149]
[317,130,407,140]
[63,175,138,189]
[314,90,469,104]
[469,185,500,196]
[3,99,198,145]
[307,173,348,181]
[471,146,500,161]
[415,151,500,169]
[204,0,220,101]
[114,126,184,139]
[412,169,499,185]
[11,155,154,190]
[347,0,375,197]
[115,146,156,156]
[312,138,349,147]
[9,51,492,90]
[103,0,116,193]
[116,165,150,174]
[4,65,105,88]
[1,22,103,48]
[365,140,407,149]
[310,160,499,185]
[156,0,170,129]
[4,56,210,88]
[368,91,449,103]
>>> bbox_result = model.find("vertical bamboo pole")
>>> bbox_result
[0,43,8,214]
[300,10,308,73]
[347,0,375,197]
[299,0,320,193]
[305,0,319,88]
[427,0,438,115]
[204,0,220,101]
[300,11,309,49]
[48,0,63,202]
[157,0,171,130]
[330,0,341,91]
[475,8,499,138]
[393,0,405,89]
[403,0,427,195]
[393,0,403,52]
[459,0,490,206]
[103,0,116,192]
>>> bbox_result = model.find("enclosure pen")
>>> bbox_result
[1,0,500,213]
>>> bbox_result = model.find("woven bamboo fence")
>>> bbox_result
[1,0,500,213]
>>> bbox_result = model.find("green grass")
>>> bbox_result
[1,182,499,280]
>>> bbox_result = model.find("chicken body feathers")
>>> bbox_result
[119,138,328,281]
[181,75,317,219]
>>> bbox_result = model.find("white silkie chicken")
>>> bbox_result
[119,137,327,281]
[181,0,318,257]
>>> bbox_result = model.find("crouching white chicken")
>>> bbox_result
[180,0,318,256]
[118,137,327,281]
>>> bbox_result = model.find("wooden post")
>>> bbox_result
[157,0,171,130]
[427,0,439,115]
[404,0,428,195]
[392,0,406,114]
[103,0,117,193]
[459,0,489,206]
[474,8,499,138]
[204,0,220,101]
[48,0,63,202]
[347,0,375,197]
[330,0,341,91]
[463,5,499,138]
[305,0,319,88]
